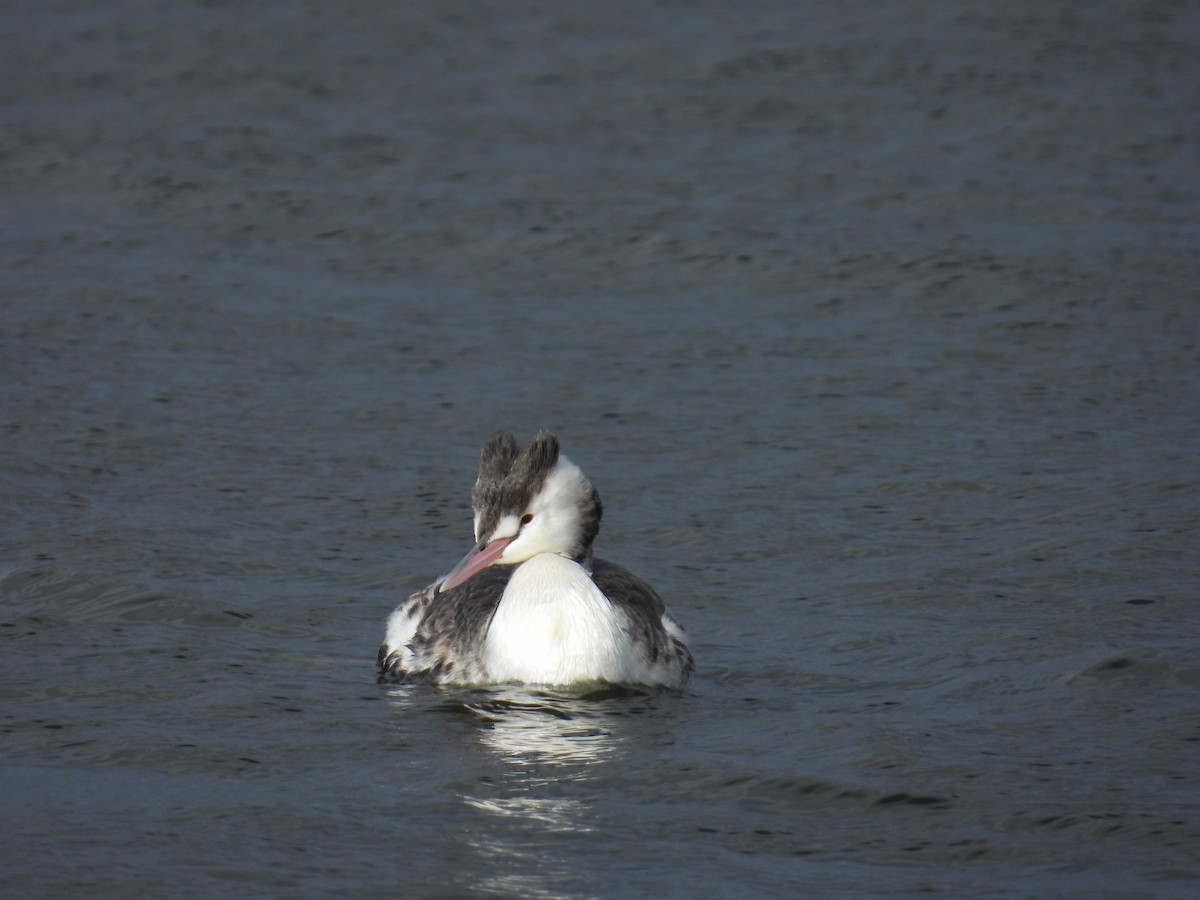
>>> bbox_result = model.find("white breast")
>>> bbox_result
[483,554,641,685]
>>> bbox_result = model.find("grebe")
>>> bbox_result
[377,431,692,688]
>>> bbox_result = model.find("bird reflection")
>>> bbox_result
[462,686,656,895]
[383,682,672,896]
[461,684,636,774]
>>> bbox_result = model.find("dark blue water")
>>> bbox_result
[3,1,1198,896]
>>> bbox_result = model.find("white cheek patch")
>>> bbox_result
[491,513,522,542]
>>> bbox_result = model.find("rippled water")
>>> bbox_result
[3,0,1199,896]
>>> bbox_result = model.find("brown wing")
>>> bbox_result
[591,558,694,674]
[377,565,515,683]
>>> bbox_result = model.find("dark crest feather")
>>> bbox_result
[471,431,564,539]
[519,431,560,483]
[478,432,519,481]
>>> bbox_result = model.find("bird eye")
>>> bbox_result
[520,513,534,525]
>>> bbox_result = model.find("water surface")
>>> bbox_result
[3,1,1198,896]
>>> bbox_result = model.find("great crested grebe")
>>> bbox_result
[377,431,692,688]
